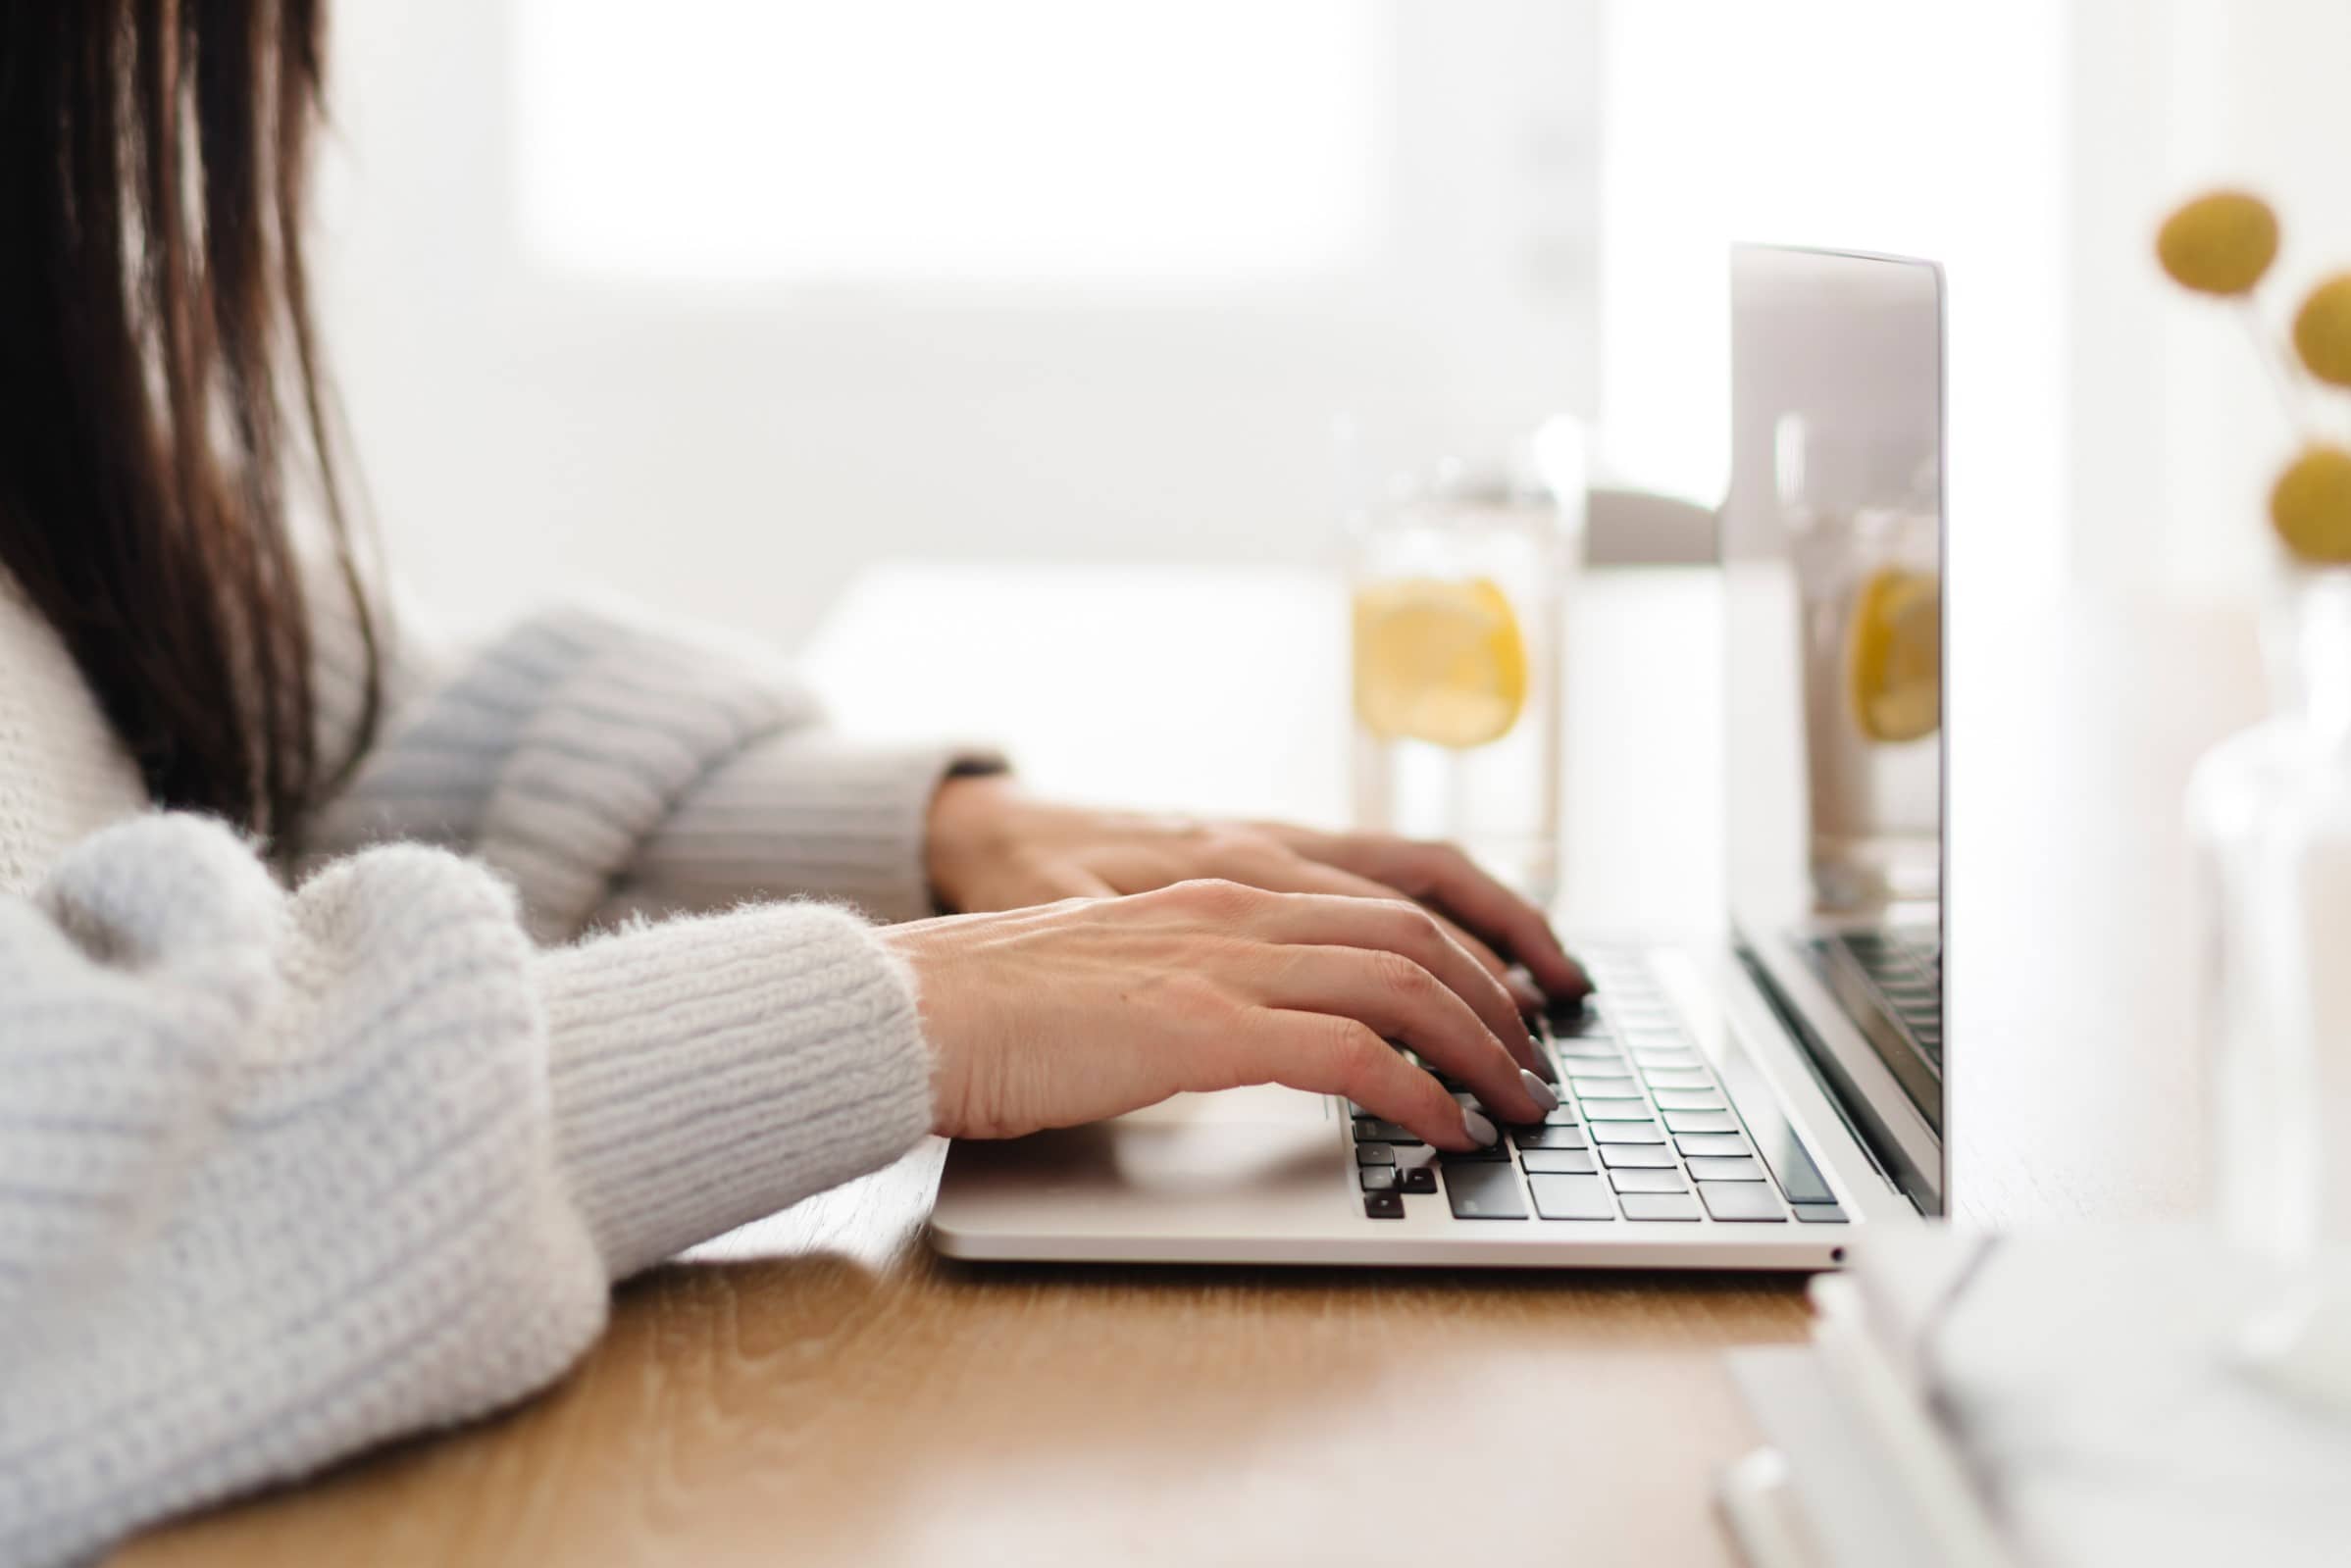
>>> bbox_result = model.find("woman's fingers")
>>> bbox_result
[1036,865,1119,899]
[1254,945,1550,1125]
[1224,885,1547,1084]
[1315,835,1589,1000]
[1222,1010,1491,1150]
[1201,841,1545,1012]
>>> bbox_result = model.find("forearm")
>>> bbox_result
[604,732,1006,928]
[0,816,933,1568]
[298,584,1003,936]
[541,896,935,1277]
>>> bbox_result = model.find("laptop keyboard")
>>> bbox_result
[1348,946,1849,1227]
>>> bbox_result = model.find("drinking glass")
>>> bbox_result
[2192,563,2351,1406]
[1342,421,1584,904]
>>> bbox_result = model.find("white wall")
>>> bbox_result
[311,1,1599,646]
[1597,0,2351,607]
[1598,0,2072,598]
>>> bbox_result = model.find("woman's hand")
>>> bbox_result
[880,880,1559,1147]
[924,775,1587,1009]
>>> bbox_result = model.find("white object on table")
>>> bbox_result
[800,561,1723,933]
[1725,1226,2351,1568]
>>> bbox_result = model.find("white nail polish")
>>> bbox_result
[1461,1108,1500,1146]
[1519,1069,1559,1113]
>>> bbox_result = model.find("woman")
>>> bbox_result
[0,7,1582,1564]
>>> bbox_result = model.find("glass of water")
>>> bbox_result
[1342,421,1584,904]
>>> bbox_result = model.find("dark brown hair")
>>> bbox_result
[0,0,377,841]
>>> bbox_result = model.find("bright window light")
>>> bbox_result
[513,0,1387,284]
[1600,0,2067,588]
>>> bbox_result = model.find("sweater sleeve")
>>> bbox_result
[0,814,933,1568]
[294,582,1003,938]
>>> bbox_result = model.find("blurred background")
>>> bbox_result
[311,0,2351,645]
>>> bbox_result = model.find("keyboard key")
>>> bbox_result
[1662,1110,1739,1135]
[1445,1161,1529,1219]
[1651,1088,1726,1111]
[1643,1068,1712,1089]
[1354,1121,1424,1145]
[1398,1163,1440,1194]
[1686,1154,1764,1182]
[1438,1128,1513,1166]
[1751,1132,1835,1204]
[1609,1167,1689,1193]
[1510,1125,1588,1149]
[1529,1174,1616,1220]
[1554,1040,1621,1060]
[1355,1143,1396,1166]
[1630,1048,1703,1069]
[1521,1148,1598,1175]
[1542,1105,1580,1125]
[1598,1144,1678,1169]
[1675,1133,1752,1157]
[1364,1190,1405,1219]
[1621,1192,1701,1222]
[1581,1100,1657,1121]
[1793,1201,1848,1223]
[1591,1122,1666,1144]
[1698,1183,1786,1222]
[1567,1068,1635,1087]
[1359,1166,1399,1191]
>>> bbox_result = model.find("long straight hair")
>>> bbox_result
[0,0,377,841]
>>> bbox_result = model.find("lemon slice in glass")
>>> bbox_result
[1352,576,1528,748]
[1845,567,1941,743]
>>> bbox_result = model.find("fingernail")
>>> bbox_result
[1461,1108,1500,1147]
[1508,973,1546,1011]
[1518,1069,1559,1113]
[1529,1050,1560,1086]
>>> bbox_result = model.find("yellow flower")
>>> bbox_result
[2157,191,2279,295]
[2271,445,2351,564]
[2292,274,2351,386]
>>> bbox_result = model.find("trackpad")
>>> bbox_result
[1118,1087,1334,1126]
[1105,1089,1337,1193]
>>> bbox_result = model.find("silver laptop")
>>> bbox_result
[929,245,1946,1269]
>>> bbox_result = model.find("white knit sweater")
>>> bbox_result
[0,569,993,1567]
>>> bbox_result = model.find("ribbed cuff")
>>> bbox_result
[537,900,935,1280]
[615,733,1008,926]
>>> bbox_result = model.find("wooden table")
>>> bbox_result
[119,567,2269,1568]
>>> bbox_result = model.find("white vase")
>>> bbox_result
[2189,564,2351,1404]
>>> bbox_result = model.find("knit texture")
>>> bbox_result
[0,570,980,1567]
[299,592,1003,936]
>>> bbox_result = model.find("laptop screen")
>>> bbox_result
[1721,246,1945,1186]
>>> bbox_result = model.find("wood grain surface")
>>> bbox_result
[113,568,2267,1567]
[120,1141,1808,1568]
